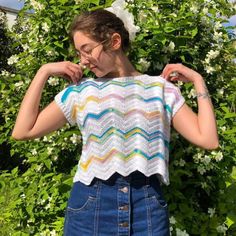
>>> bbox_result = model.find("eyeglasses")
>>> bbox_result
[75,39,108,60]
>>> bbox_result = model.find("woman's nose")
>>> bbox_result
[80,55,89,65]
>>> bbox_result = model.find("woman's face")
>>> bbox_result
[73,31,116,78]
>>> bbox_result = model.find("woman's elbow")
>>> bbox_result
[11,130,28,141]
[199,139,219,150]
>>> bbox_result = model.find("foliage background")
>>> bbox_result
[0,0,236,235]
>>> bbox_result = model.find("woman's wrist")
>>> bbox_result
[193,76,211,99]
[37,64,52,79]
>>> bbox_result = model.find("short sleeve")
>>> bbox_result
[164,81,185,118]
[54,85,79,126]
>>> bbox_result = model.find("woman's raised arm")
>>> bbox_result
[12,61,82,140]
[162,63,219,150]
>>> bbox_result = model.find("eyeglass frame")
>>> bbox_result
[75,39,109,60]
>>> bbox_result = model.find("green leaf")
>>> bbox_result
[191,27,198,37]
[226,216,235,228]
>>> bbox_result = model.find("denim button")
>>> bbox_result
[119,205,129,211]
[119,222,129,227]
[119,186,128,193]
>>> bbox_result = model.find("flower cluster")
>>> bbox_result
[70,134,82,144]
[42,22,50,33]
[48,77,60,86]
[31,0,44,11]
[7,55,19,65]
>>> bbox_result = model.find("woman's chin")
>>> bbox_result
[93,68,107,78]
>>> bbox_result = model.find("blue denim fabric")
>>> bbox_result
[63,171,170,236]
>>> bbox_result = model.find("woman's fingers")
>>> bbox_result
[161,63,202,83]
[161,63,183,80]
[53,61,83,84]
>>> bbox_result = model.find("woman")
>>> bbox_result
[12,8,219,236]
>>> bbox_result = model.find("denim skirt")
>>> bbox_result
[63,171,170,236]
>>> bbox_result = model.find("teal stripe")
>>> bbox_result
[61,84,172,114]
[131,149,165,160]
[85,126,169,148]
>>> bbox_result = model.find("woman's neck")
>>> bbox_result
[105,52,142,78]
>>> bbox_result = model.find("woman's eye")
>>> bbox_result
[83,49,92,54]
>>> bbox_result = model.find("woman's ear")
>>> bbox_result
[110,33,122,50]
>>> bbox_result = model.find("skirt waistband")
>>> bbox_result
[91,171,160,187]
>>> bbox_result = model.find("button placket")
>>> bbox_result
[118,183,130,235]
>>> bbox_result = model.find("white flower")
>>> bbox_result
[187,88,196,98]
[43,136,48,142]
[7,55,18,65]
[205,65,215,74]
[201,16,209,25]
[47,50,54,56]
[201,182,207,189]
[214,21,222,30]
[219,126,226,132]
[163,41,175,53]
[48,77,59,86]
[31,149,37,156]
[14,81,24,91]
[202,7,208,14]
[169,216,177,224]
[139,58,150,71]
[203,155,211,165]
[208,208,215,217]
[42,22,50,32]
[22,44,30,51]
[70,134,81,144]
[168,41,175,52]
[216,224,227,233]
[204,57,210,64]
[190,5,198,14]
[217,88,224,95]
[47,147,53,155]
[20,193,26,199]
[211,151,223,162]
[31,0,44,11]
[39,199,46,205]
[175,81,183,88]
[36,164,43,172]
[50,230,57,236]
[151,6,159,12]
[45,203,51,210]
[176,228,189,236]
[213,31,223,41]
[197,165,206,175]
[176,159,186,167]
[206,50,220,60]
[1,70,10,77]
[106,0,140,41]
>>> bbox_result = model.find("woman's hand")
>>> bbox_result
[39,61,84,84]
[161,63,203,84]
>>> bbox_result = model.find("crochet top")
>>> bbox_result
[55,74,185,185]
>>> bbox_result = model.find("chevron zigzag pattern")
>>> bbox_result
[55,74,185,185]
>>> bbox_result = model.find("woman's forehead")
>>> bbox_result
[73,31,97,48]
